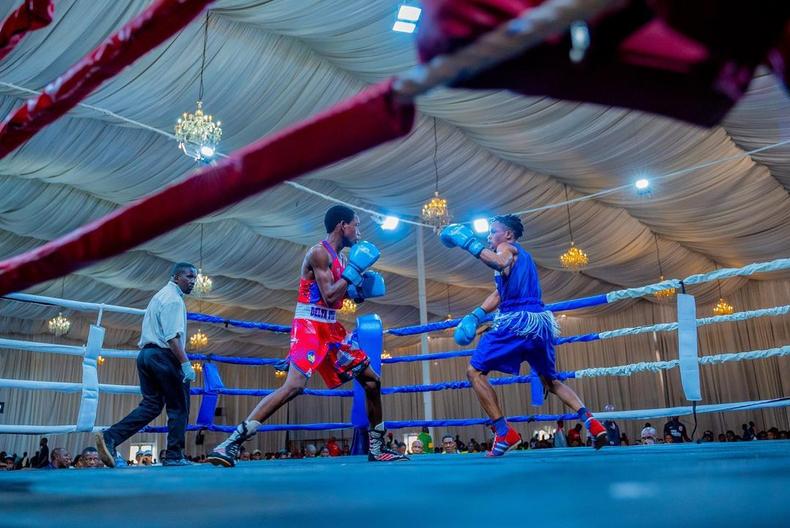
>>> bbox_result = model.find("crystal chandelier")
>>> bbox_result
[192,361,203,373]
[189,328,209,350]
[381,352,392,360]
[193,225,213,295]
[652,236,675,299]
[713,298,734,316]
[194,270,213,295]
[48,312,71,336]
[274,369,287,379]
[559,244,589,271]
[340,298,357,315]
[174,12,222,162]
[48,277,71,336]
[421,118,451,232]
[559,185,588,271]
[712,267,734,315]
[97,355,105,366]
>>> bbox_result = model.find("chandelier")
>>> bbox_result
[189,328,209,350]
[97,356,105,366]
[174,12,222,162]
[274,369,287,379]
[194,269,213,295]
[712,266,734,315]
[421,118,451,232]
[559,244,589,271]
[652,236,675,299]
[192,361,203,373]
[713,298,734,316]
[340,298,357,315]
[48,311,71,336]
[559,185,588,271]
[381,352,392,360]
[193,225,213,295]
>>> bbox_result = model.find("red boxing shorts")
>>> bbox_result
[288,303,369,389]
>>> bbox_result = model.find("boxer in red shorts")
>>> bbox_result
[207,205,408,466]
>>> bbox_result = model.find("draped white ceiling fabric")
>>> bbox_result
[0,0,789,357]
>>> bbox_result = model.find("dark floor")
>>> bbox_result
[1,441,788,527]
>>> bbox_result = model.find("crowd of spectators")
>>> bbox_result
[4,420,788,470]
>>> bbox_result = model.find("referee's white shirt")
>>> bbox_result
[138,281,187,351]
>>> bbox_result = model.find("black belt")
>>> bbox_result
[141,343,170,351]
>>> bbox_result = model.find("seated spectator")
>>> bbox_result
[454,435,466,452]
[701,430,714,443]
[37,438,50,469]
[410,439,424,454]
[663,416,690,443]
[767,427,780,440]
[741,423,755,441]
[397,441,408,456]
[663,433,674,444]
[718,433,727,442]
[603,404,621,446]
[48,448,71,469]
[239,450,251,461]
[139,450,153,466]
[567,424,583,447]
[441,435,458,454]
[326,436,341,457]
[554,420,567,448]
[252,449,264,460]
[468,438,481,453]
[726,430,738,442]
[4,455,15,471]
[319,446,330,457]
[640,423,657,445]
[341,441,350,456]
[79,447,104,468]
[304,444,317,458]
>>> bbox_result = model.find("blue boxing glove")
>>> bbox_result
[347,271,386,302]
[440,224,485,258]
[454,307,487,346]
[342,241,380,287]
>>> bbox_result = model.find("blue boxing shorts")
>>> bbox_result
[469,328,558,379]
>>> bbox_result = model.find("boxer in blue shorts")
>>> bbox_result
[441,215,607,456]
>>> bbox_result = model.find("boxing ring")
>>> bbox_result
[1,259,789,526]
[1,0,790,525]
[1,257,788,438]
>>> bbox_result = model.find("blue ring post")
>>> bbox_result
[350,314,383,455]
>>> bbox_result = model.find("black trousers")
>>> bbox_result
[104,345,190,460]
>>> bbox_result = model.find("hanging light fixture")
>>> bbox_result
[193,224,213,296]
[189,328,209,350]
[340,298,357,315]
[652,235,676,299]
[381,352,392,360]
[558,185,589,271]
[174,11,222,162]
[97,356,105,366]
[421,118,451,232]
[192,361,203,373]
[712,265,734,315]
[48,277,71,336]
[274,369,287,379]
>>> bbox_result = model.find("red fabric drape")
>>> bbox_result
[417,0,790,126]
[0,0,215,159]
[0,0,54,62]
[0,80,415,296]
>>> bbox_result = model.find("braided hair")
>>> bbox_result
[491,214,524,240]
